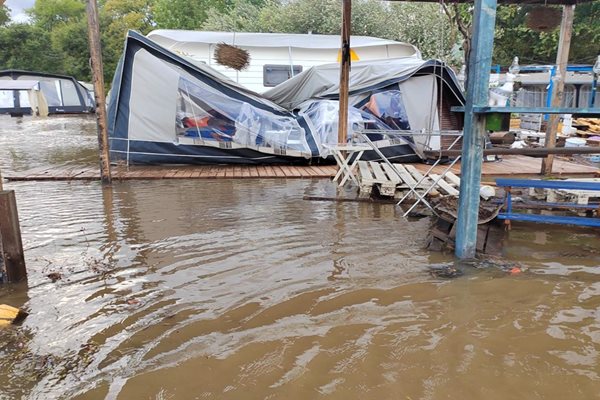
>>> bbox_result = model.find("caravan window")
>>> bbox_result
[263,65,302,87]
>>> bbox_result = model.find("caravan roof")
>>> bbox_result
[147,30,420,55]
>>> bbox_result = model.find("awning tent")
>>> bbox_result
[0,79,49,117]
[0,70,94,115]
[107,31,464,165]
[265,58,465,157]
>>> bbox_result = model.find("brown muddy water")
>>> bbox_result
[1,115,600,400]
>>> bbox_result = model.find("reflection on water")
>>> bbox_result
[1,117,600,399]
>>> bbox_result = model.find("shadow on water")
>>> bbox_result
[1,117,600,399]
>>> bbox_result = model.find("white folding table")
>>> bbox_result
[323,144,371,186]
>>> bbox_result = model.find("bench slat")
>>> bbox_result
[496,179,600,191]
[497,213,600,227]
[430,174,460,196]
[368,161,389,183]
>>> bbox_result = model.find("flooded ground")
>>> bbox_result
[1,115,599,399]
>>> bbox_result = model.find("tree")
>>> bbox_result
[154,0,228,30]
[27,0,86,30]
[50,17,90,80]
[0,23,64,72]
[202,0,458,61]
[101,0,156,82]
[0,4,10,26]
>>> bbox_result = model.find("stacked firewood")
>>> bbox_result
[574,118,600,137]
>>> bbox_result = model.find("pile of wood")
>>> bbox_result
[427,197,504,255]
[573,118,600,137]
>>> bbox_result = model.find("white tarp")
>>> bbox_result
[263,58,429,110]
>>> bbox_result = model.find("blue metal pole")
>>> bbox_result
[545,66,556,120]
[591,75,598,107]
[455,0,498,259]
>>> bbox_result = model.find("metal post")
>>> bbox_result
[591,75,598,108]
[454,0,498,259]
[541,5,575,175]
[86,0,112,184]
[337,0,351,145]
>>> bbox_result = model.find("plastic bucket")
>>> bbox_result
[565,137,586,147]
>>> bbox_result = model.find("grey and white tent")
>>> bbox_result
[265,58,465,158]
[107,31,464,165]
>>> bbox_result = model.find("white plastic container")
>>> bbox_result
[565,137,586,147]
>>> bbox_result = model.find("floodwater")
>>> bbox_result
[1,115,600,400]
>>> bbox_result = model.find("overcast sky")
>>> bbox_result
[6,0,34,23]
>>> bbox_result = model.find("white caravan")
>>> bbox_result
[146,30,422,93]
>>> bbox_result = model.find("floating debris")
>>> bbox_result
[0,305,28,327]
[429,263,464,279]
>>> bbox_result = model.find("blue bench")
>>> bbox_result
[495,178,600,228]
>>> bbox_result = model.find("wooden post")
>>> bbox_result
[541,5,575,175]
[0,191,26,283]
[454,0,497,259]
[86,0,112,184]
[338,0,351,145]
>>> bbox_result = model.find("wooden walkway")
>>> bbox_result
[3,156,598,182]
[4,164,339,181]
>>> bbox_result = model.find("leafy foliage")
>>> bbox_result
[27,0,86,30]
[0,23,64,72]
[0,0,598,87]
[202,0,457,61]
[0,4,10,26]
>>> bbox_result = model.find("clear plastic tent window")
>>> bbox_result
[175,73,310,155]
[362,90,411,131]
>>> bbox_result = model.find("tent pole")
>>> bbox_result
[454,0,497,259]
[541,4,575,175]
[338,0,351,146]
[86,0,112,185]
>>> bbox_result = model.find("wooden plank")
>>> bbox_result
[380,163,402,184]
[445,171,461,187]
[430,174,460,196]
[369,162,396,196]
[278,166,290,177]
[0,190,26,282]
[368,162,389,183]
[200,167,213,177]
[23,166,54,178]
[392,163,418,187]
[404,165,433,187]
[302,166,317,177]
[358,161,375,184]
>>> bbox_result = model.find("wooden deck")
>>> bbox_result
[413,155,600,178]
[3,156,598,182]
[4,164,339,181]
